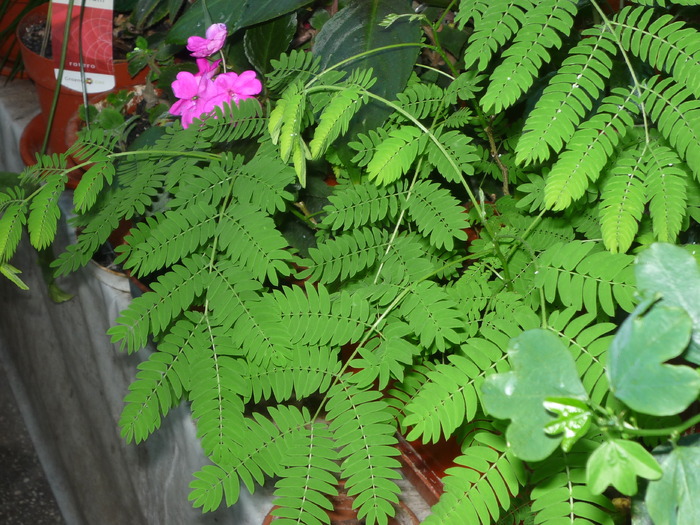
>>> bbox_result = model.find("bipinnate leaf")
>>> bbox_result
[586,439,662,496]
[481,329,588,461]
[607,299,700,416]
[646,434,700,525]
[635,242,700,364]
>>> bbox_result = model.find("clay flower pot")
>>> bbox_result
[16,3,147,159]
[0,0,35,77]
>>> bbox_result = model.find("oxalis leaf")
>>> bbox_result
[607,298,700,417]
[587,439,662,496]
[635,243,700,365]
[646,434,700,525]
[543,397,593,453]
[481,329,588,462]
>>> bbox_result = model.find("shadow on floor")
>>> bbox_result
[0,361,64,524]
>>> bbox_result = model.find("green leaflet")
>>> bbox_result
[366,126,425,185]
[425,430,527,525]
[646,435,700,525]
[481,329,588,462]
[586,439,662,496]
[607,299,700,417]
[635,243,700,364]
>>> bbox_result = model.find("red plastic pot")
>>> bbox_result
[16,3,147,157]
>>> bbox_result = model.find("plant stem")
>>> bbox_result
[620,412,700,438]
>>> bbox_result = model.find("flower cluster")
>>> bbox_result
[170,24,262,128]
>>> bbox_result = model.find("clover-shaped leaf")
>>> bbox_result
[636,243,700,365]
[608,299,700,417]
[481,329,587,462]
[646,434,700,525]
[543,397,593,452]
[587,439,662,496]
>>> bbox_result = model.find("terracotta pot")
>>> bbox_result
[16,3,147,156]
[0,0,34,77]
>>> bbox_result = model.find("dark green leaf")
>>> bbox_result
[646,434,700,525]
[607,300,700,416]
[587,439,662,496]
[312,0,422,144]
[635,243,700,364]
[168,0,313,44]
[481,329,588,462]
[243,14,297,75]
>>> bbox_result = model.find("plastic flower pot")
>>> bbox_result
[16,3,147,157]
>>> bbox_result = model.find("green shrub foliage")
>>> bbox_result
[2,1,700,524]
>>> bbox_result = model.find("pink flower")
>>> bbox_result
[209,70,263,109]
[170,71,219,128]
[187,23,227,58]
[195,57,220,80]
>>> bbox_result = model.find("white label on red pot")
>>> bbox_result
[51,0,115,93]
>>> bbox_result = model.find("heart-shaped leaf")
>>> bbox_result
[636,243,700,364]
[646,434,700,525]
[481,329,587,462]
[607,299,700,416]
[543,397,593,452]
[587,439,662,496]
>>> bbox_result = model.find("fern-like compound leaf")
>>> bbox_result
[425,430,527,525]
[639,76,700,176]
[217,201,294,286]
[0,202,26,263]
[529,439,615,525]
[107,254,212,352]
[544,88,640,211]
[189,405,310,511]
[348,320,421,389]
[644,144,688,243]
[326,382,402,525]
[366,126,425,185]
[119,315,211,443]
[599,146,647,253]
[277,284,373,348]
[613,6,700,98]
[299,227,391,284]
[72,161,115,213]
[190,350,250,463]
[535,241,636,316]
[321,179,407,231]
[463,0,536,71]
[118,203,218,277]
[201,98,268,143]
[425,128,479,183]
[481,0,578,113]
[406,179,469,251]
[516,27,617,165]
[403,354,485,443]
[267,49,321,92]
[27,174,65,251]
[391,82,446,123]
[246,346,341,404]
[309,86,369,159]
[545,308,616,404]
[271,420,340,525]
[399,280,468,352]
